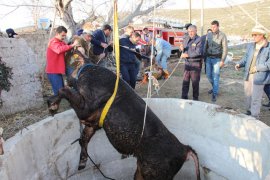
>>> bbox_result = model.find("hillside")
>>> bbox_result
[156,0,270,36]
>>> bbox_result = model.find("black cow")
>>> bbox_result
[47,64,200,180]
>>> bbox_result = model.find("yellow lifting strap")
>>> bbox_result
[99,0,120,127]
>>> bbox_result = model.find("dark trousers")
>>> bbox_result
[47,73,64,95]
[120,63,137,89]
[264,84,270,101]
[181,62,202,100]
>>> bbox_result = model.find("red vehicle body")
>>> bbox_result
[135,27,185,57]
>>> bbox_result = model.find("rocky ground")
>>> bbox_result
[0,55,269,140]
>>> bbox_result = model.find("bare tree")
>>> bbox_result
[0,0,169,37]
[54,0,169,37]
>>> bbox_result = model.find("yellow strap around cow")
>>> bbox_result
[99,0,120,127]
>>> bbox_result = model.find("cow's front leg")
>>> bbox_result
[78,125,96,170]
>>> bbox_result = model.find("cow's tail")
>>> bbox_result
[186,145,200,180]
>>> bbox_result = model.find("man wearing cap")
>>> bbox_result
[235,25,270,118]
[91,24,113,67]
[204,20,228,102]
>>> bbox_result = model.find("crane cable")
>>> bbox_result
[98,0,120,127]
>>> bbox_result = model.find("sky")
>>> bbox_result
[0,0,258,31]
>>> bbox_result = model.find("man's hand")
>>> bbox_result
[71,40,79,47]
[220,61,225,68]
[181,53,189,58]
[99,53,106,60]
[179,43,184,51]
[101,42,108,48]
[235,64,240,71]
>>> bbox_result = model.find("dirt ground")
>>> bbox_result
[0,56,269,140]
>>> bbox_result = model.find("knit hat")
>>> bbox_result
[251,25,267,35]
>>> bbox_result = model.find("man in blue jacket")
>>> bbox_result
[91,24,112,67]
[120,32,141,89]
[179,25,202,100]
[235,25,270,118]
[152,37,171,78]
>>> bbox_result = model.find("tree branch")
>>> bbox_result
[118,0,168,28]
[0,3,53,8]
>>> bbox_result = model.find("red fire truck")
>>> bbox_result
[135,27,185,58]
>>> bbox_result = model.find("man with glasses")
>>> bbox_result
[235,25,270,119]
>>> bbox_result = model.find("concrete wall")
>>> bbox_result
[1,99,270,180]
[19,30,50,71]
[0,38,43,115]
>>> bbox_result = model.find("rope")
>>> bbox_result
[98,0,120,127]
[140,0,157,139]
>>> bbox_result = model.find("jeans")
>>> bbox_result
[66,66,74,77]
[156,50,171,70]
[264,84,270,101]
[47,73,64,95]
[206,57,221,95]
[120,63,137,89]
[135,59,141,77]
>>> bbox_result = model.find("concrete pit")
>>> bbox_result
[0,98,270,180]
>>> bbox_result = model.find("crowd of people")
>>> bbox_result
[45,20,270,119]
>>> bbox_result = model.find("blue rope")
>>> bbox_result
[76,63,93,80]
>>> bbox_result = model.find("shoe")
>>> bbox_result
[181,96,188,100]
[262,102,270,107]
[163,70,170,79]
[212,94,217,102]
[245,110,251,115]
[208,89,213,94]
[193,97,199,101]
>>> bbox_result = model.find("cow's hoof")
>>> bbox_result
[121,154,128,159]
[78,162,86,170]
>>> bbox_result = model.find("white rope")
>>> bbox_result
[140,0,157,139]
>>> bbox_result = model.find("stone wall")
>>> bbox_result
[19,30,51,72]
[0,38,43,115]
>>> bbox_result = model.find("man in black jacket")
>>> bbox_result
[179,25,202,100]
[91,24,112,67]
[120,32,141,89]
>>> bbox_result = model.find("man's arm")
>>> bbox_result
[91,30,102,46]
[221,34,228,62]
[49,40,74,54]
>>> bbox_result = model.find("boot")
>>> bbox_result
[163,70,170,79]
[141,74,148,84]
[262,102,270,107]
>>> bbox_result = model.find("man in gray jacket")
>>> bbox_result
[235,25,270,118]
[204,20,228,102]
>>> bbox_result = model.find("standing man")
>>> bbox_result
[204,20,228,102]
[152,37,171,79]
[262,84,270,108]
[120,26,140,78]
[120,32,141,89]
[46,26,78,95]
[180,25,202,100]
[91,24,113,67]
[235,25,270,118]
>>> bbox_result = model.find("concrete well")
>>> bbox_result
[0,98,270,180]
